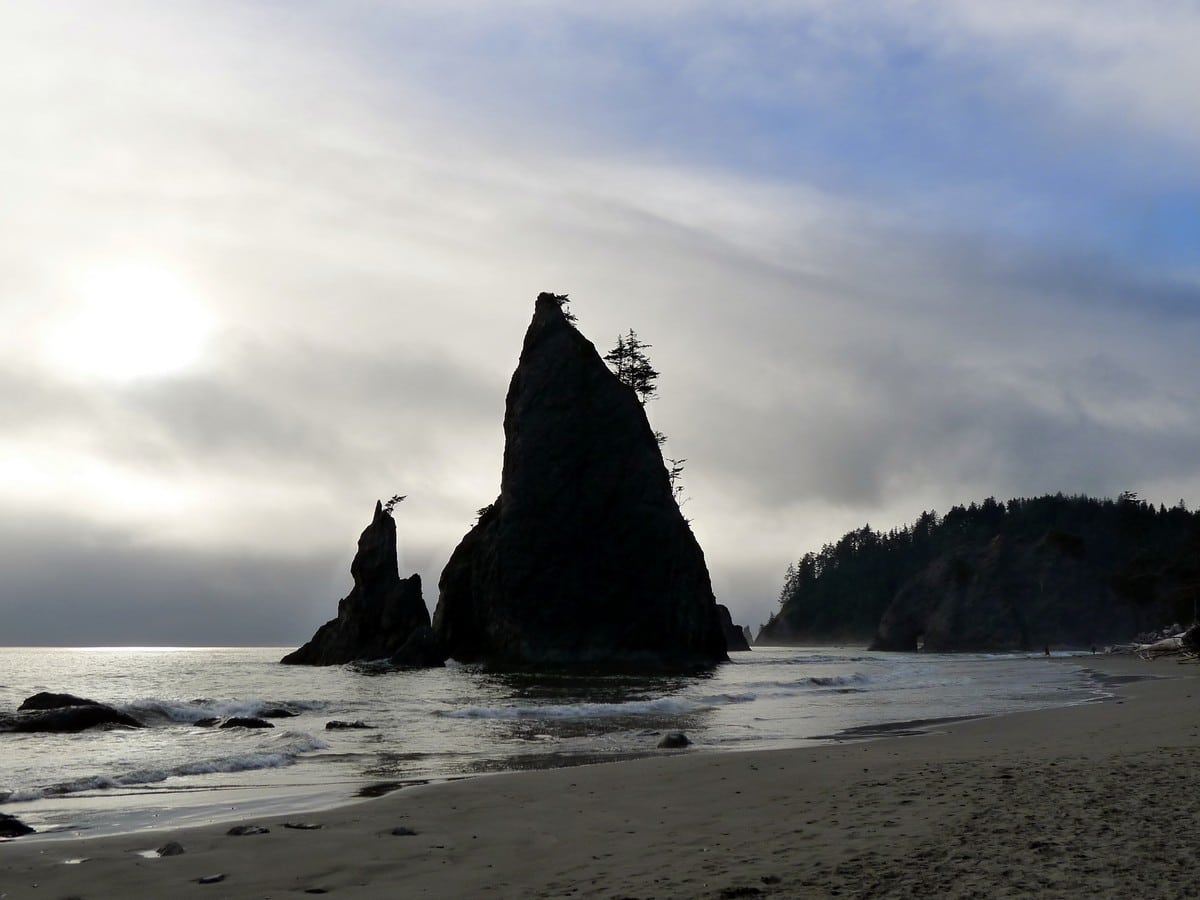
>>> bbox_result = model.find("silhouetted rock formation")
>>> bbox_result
[432,293,728,669]
[282,502,443,667]
[717,604,751,652]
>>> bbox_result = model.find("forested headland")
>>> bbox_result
[759,493,1200,652]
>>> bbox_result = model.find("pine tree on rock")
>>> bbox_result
[604,329,659,405]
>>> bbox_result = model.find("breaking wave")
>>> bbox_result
[439,693,756,720]
[3,733,328,803]
[120,697,326,725]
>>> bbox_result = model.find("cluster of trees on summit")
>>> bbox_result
[764,493,1200,644]
[555,294,688,508]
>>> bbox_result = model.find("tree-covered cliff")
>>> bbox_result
[759,493,1200,651]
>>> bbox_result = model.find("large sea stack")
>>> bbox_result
[432,293,728,669]
[282,502,442,667]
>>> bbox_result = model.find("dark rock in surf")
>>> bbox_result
[18,692,103,711]
[432,293,728,669]
[219,717,274,729]
[657,731,691,749]
[388,625,446,668]
[193,717,220,728]
[717,604,752,652]
[325,719,373,730]
[0,704,143,733]
[157,840,186,856]
[282,502,444,667]
[258,708,299,719]
[0,812,35,838]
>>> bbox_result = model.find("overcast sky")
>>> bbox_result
[4,2,1199,645]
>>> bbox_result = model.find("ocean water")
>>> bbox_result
[0,646,1108,840]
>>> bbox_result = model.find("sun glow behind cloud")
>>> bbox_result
[45,265,214,383]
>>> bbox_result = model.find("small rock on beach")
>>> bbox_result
[657,731,691,749]
[226,825,270,836]
[0,812,35,838]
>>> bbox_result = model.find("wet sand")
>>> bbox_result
[2,653,1197,899]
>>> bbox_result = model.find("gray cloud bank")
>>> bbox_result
[3,2,1200,642]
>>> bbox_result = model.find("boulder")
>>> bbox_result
[219,717,274,729]
[432,293,728,669]
[282,502,444,667]
[717,604,752,652]
[0,704,143,733]
[0,812,35,838]
[657,731,691,749]
[325,719,373,730]
[18,692,102,711]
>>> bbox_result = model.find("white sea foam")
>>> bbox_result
[804,674,869,688]
[122,697,325,724]
[3,734,329,803]
[440,693,755,720]
[740,674,870,692]
[696,692,758,704]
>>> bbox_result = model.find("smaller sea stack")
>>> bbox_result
[282,501,443,667]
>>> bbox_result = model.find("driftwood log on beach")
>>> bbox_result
[1136,623,1200,660]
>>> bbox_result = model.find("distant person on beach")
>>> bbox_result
[1043,645,1050,656]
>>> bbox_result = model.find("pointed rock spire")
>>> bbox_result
[432,293,727,668]
[282,501,441,666]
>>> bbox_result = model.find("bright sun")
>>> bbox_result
[48,264,214,381]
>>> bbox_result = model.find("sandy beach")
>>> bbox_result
[2,653,1197,899]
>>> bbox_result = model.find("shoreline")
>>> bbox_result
[3,650,1110,845]
[3,652,1197,898]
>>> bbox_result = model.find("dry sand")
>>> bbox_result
[2,653,1198,899]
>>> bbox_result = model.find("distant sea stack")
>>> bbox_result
[717,604,752,652]
[282,502,443,667]
[432,293,728,669]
